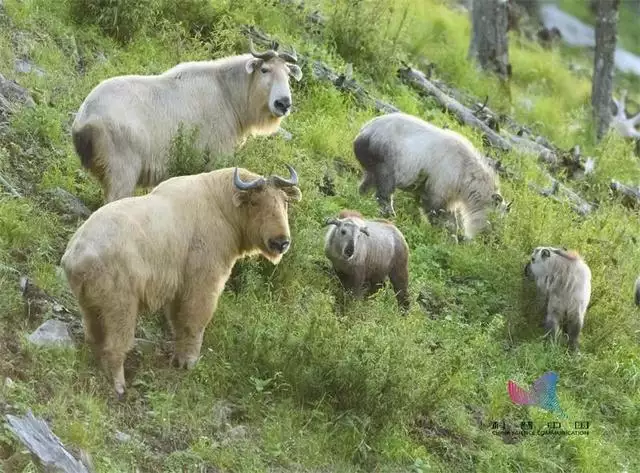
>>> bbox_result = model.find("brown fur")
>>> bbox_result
[61,167,302,397]
[324,211,410,311]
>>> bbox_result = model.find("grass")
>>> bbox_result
[0,0,639,471]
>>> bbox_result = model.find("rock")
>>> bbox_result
[14,58,45,77]
[5,377,15,388]
[225,425,248,442]
[114,431,131,443]
[277,128,293,140]
[27,320,74,348]
[44,187,91,219]
[0,73,35,120]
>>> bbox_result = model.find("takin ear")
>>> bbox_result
[283,186,302,202]
[245,58,263,74]
[287,64,303,82]
[360,226,370,236]
[541,248,551,259]
[232,190,251,207]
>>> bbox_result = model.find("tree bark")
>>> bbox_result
[468,0,511,80]
[591,0,619,141]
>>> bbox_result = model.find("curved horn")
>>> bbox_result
[248,39,277,61]
[270,164,299,188]
[278,47,298,64]
[233,167,266,191]
[324,217,340,226]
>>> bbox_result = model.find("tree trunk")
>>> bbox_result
[468,0,511,80]
[591,0,619,141]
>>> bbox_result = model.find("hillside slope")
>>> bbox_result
[0,0,639,472]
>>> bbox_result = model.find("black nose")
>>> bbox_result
[274,97,291,114]
[344,243,354,258]
[269,237,290,254]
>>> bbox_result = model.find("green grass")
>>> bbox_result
[1,0,639,471]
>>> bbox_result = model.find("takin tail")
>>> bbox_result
[72,120,102,170]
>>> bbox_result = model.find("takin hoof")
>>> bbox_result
[114,384,126,401]
[171,354,199,370]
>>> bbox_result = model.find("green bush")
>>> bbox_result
[165,123,210,178]
[67,0,160,43]
[326,0,411,81]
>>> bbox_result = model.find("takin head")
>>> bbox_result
[491,192,512,217]
[232,164,302,264]
[245,40,303,119]
[524,246,576,281]
[324,216,370,262]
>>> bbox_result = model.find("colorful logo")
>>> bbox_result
[508,371,567,418]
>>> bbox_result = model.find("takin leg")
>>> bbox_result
[90,298,137,399]
[543,304,562,345]
[169,285,220,369]
[373,164,397,217]
[102,151,143,203]
[389,258,410,313]
[359,170,376,195]
[565,311,584,352]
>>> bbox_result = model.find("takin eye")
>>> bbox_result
[261,67,270,74]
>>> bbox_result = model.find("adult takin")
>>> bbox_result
[324,209,410,311]
[353,112,511,240]
[61,165,302,398]
[524,246,592,351]
[72,40,303,203]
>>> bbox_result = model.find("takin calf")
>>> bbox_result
[61,165,302,398]
[324,209,410,311]
[353,112,511,240]
[524,246,591,351]
[72,40,302,203]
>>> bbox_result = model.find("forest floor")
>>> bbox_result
[0,0,639,472]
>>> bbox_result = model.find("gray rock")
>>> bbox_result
[114,431,131,443]
[28,320,74,348]
[277,128,293,140]
[14,58,45,77]
[0,73,35,120]
[5,377,15,388]
[45,187,91,219]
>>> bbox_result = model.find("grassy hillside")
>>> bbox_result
[1,0,639,471]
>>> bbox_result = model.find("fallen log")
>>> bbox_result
[0,172,22,197]
[240,26,595,215]
[5,410,90,473]
[610,180,640,209]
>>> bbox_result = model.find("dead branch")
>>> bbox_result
[5,410,91,473]
[0,172,22,197]
[610,180,640,208]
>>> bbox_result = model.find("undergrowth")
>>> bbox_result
[0,0,639,472]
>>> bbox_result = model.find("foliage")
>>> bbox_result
[0,0,639,471]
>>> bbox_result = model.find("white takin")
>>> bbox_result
[524,246,592,351]
[353,112,511,240]
[72,40,302,203]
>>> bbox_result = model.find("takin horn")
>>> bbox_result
[248,39,278,61]
[278,48,298,64]
[270,164,298,188]
[233,167,266,190]
[324,217,340,226]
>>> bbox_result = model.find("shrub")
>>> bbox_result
[166,123,210,178]
[68,0,160,43]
